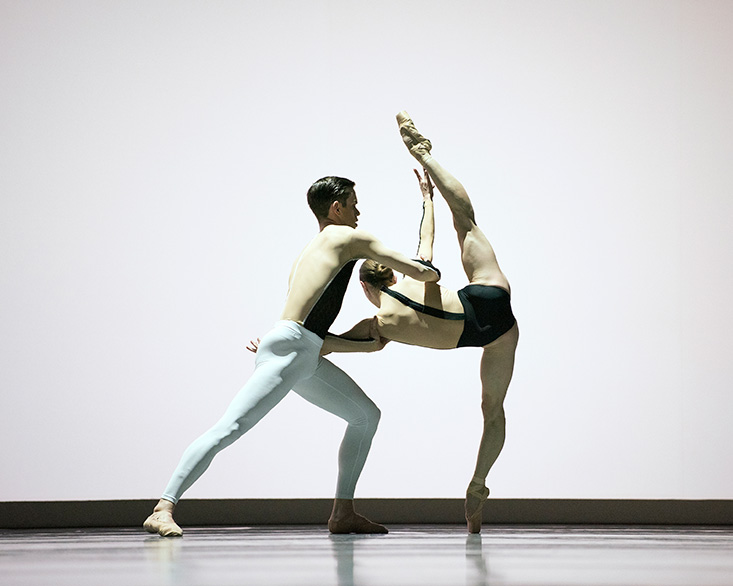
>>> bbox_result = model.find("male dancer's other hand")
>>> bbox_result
[369,316,390,351]
[246,338,260,354]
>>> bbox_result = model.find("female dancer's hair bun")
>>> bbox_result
[359,259,394,287]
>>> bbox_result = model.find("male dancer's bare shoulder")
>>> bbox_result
[281,226,359,324]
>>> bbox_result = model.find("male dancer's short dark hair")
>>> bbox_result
[307,176,355,220]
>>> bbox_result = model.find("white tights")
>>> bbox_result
[162,321,381,503]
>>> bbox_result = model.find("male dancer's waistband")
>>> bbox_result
[273,320,325,346]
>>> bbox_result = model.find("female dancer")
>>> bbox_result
[323,112,519,533]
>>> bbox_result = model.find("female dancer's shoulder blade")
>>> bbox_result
[376,279,465,349]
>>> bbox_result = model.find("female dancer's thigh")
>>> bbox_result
[459,223,510,290]
[479,323,519,408]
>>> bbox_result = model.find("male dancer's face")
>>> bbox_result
[338,191,360,228]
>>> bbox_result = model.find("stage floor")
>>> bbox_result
[1,525,732,586]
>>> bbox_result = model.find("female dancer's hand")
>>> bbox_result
[413,167,434,202]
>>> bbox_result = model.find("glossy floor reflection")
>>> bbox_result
[1,525,732,586]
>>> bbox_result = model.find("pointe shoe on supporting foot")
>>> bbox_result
[143,511,183,537]
[465,484,490,534]
[395,110,432,164]
[328,513,389,535]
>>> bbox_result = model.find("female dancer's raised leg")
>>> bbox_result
[396,111,519,533]
[395,111,509,291]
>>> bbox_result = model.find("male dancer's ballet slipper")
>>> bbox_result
[329,513,389,534]
[143,511,183,537]
[465,483,490,534]
[395,110,432,164]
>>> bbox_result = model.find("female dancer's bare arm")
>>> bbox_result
[415,168,435,263]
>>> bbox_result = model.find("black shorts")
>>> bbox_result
[456,285,516,348]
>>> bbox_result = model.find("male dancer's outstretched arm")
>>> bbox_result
[350,229,439,282]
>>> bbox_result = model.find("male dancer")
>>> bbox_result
[143,176,439,536]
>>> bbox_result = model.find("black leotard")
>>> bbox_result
[303,260,357,339]
[455,285,515,347]
[380,283,516,347]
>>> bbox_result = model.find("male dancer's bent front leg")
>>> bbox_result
[293,358,387,534]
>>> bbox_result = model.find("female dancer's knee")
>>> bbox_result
[480,399,505,423]
[450,200,477,229]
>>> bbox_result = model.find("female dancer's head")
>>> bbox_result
[359,260,396,307]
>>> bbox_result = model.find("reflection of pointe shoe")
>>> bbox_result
[396,110,432,163]
[465,484,490,534]
[143,512,183,537]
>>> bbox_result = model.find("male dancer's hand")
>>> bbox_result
[369,316,390,351]
[246,338,260,354]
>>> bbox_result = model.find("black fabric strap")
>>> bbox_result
[381,286,464,321]
[412,258,441,279]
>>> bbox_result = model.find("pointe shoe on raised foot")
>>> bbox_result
[395,110,432,164]
[465,484,490,534]
[143,511,183,537]
[328,512,389,535]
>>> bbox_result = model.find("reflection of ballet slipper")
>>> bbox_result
[465,483,490,534]
[143,511,183,537]
[396,110,432,164]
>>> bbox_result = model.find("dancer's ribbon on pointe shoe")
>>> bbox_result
[465,483,490,534]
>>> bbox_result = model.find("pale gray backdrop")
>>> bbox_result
[1,0,731,501]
